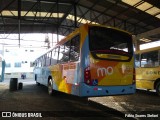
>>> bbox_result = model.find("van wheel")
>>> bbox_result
[48,79,54,95]
[156,82,160,96]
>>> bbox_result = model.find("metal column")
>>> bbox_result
[18,0,21,47]
[74,3,77,28]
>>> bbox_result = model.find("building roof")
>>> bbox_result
[0,0,160,45]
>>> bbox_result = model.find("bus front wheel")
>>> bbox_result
[48,79,54,95]
[156,82,160,96]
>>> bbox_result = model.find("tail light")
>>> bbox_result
[84,66,91,85]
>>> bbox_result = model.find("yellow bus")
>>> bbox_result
[34,24,135,97]
[135,46,160,95]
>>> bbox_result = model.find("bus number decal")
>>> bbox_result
[97,66,113,77]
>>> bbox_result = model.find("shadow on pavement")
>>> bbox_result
[1,82,137,120]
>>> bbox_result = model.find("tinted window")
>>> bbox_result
[58,35,80,63]
[6,63,11,67]
[135,54,140,67]
[46,52,51,66]
[89,26,133,61]
[51,47,59,65]
[59,41,71,63]
[14,62,21,67]
[70,35,80,62]
[141,50,159,67]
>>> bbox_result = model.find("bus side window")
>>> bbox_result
[135,54,140,67]
[41,57,44,67]
[37,60,39,67]
[35,61,38,67]
[35,61,37,67]
[51,47,59,64]
[70,35,80,62]
[141,50,158,67]
[41,54,47,67]
[34,61,37,67]
[46,52,51,66]
[59,41,71,63]
[38,58,42,67]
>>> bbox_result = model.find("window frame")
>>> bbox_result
[58,34,80,63]
[140,50,159,68]
[89,26,133,62]
[14,62,21,68]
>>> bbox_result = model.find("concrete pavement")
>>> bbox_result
[0,78,35,96]
[0,82,8,97]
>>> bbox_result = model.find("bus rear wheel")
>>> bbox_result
[156,82,160,96]
[48,79,54,95]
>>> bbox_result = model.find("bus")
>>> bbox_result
[33,24,135,97]
[135,46,160,95]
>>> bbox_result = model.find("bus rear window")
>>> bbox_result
[89,26,133,61]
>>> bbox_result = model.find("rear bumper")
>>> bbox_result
[80,83,136,97]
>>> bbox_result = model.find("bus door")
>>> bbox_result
[61,62,77,83]
[67,62,79,85]
[61,61,79,95]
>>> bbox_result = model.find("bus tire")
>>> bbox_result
[156,82,160,96]
[48,79,54,95]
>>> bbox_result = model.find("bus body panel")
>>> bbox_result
[34,67,51,86]
[79,83,135,97]
[136,67,160,89]
[89,56,134,86]
[48,62,81,96]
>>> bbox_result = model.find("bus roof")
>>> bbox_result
[56,24,132,46]
[135,46,160,54]
[87,24,132,35]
